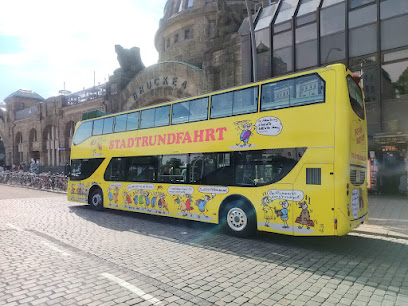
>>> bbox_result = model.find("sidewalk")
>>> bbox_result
[354,195,408,238]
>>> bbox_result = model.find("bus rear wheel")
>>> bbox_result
[222,201,256,238]
[90,188,104,211]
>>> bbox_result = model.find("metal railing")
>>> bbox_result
[64,84,107,106]
[0,171,67,192]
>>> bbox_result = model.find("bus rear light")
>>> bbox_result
[352,74,361,85]
[334,219,338,229]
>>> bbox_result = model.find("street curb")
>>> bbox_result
[353,228,408,240]
[0,183,67,195]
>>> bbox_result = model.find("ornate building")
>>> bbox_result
[1,0,407,194]
[0,0,256,172]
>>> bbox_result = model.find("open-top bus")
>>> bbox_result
[68,63,368,237]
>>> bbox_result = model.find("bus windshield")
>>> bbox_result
[347,76,365,120]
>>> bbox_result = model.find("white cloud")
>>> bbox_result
[0,0,166,99]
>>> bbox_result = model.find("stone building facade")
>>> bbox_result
[0,0,256,172]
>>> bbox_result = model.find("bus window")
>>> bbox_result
[158,154,188,183]
[93,119,104,136]
[347,75,365,119]
[211,86,258,119]
[294,74,325,106]
[155,105,170,127]
[73,121,93,145]
[261,74,325,111]
[172,98,208,125]
[232,86,258,115]
[127,156,157,182]
[172,101,189,124]
[103,117,114,134]
[189,97,208,122]
[210,92,233,118]
[104,158,126,181]
[189,153,232,185]
[140,108,155,129]
[127,111,139,131]
[261,79,294,110]
[233,150,299,186]
[70,158,104,181]
[115,114,127,132]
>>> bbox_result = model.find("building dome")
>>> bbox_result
[155,0,256,68]
[4,89,44,102]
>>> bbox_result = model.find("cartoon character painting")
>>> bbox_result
[275,200,290,228]
[235,120,256,147]
[113,187,119,204]
[124,191,132,205]
[295,200,315,230]
[261,196,274,227]
[184,194,194,216]
[157,191,169,213]
[90,138,104,156]
[151,191,157,211]
[108,188,114,203]
[195,194,214,218]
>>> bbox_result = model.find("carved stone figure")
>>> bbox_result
[113,45,145,79]
[213,0,243,38]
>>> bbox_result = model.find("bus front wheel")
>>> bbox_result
[222,201,256,238]
[90,188,104,211]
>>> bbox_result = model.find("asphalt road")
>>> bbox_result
[1,185,408,305]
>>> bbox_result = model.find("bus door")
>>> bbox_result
[293,163,335,236]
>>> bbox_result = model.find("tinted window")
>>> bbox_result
[296,40,318,70]
[93,119,103,136]
[115,114,127,132]
[381,15,408,51]
[127,156,157,182]
[190,148,306,186]
[70,158,104,181]
[349,24,377,57]
[211,86,258,119]
[349,4,377,28]
[155,105,170,127]
[273,47,293,75]
[158,154,188,183]
[127,111,139,131]
[349,0,375,9]
[380,0,408,19]
[172,97,208,124]
[140,108,155,129]
[320,3,346,36]
[321,32,346,64]
[73,121,93,145]
[347,76,365,119]
[296,23,317,43]
[273,30,292,50]
[261,74,325,111]
[104,158,126,181]
[275,0,298,24]
[103,117,114,134]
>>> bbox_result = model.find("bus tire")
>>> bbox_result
[222,201,256,238]
[90,188,104,211]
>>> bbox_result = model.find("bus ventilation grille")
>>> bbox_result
[350,169,365,186]
[306,168,321,185]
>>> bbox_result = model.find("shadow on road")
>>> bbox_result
[70,203,408,290]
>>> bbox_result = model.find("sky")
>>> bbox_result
[0,0,167,103]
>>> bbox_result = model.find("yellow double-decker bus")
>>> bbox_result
[68,64,368,237]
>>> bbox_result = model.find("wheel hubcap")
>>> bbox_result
[227,207,247,231]
[92,194,102,206]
